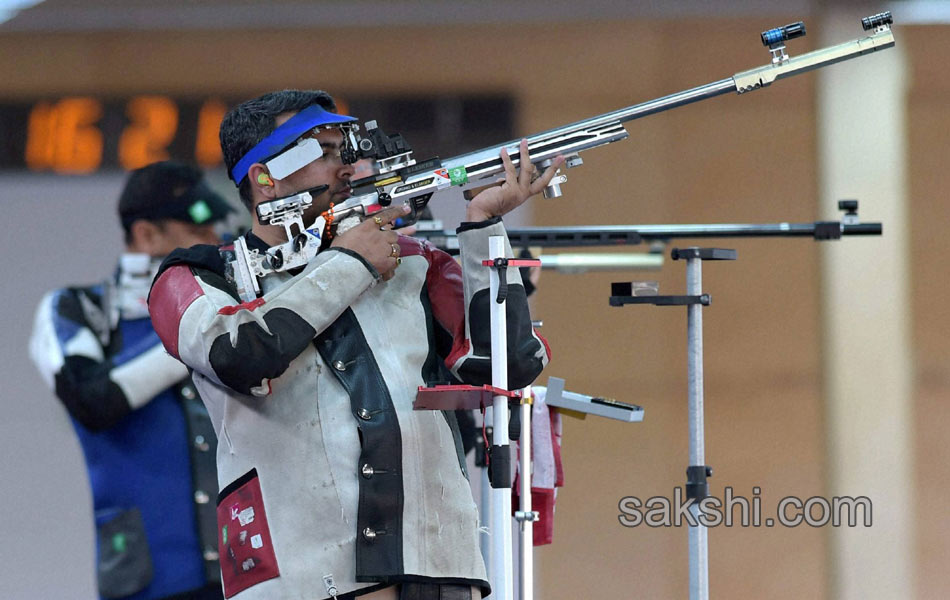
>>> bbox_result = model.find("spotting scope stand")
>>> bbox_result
[611,247,735,600]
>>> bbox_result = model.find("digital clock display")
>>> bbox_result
[1,96,230,173]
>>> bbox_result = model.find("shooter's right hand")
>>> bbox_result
[331,204,410,281]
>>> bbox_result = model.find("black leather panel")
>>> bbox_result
[466,286,543,389]
[178,387,221,584]
[208,308,317,395]
[315,308,404,579]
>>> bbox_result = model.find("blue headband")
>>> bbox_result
[231,105,358,183]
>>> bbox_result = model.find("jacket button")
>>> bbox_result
[181,385,196,400]
[203,548,219,561]
[333,360,347,371]
[362,527,377,541]
[194,490,210,504]
[194,435,210,452]
[361,464,374,479]
[357,408,372,421]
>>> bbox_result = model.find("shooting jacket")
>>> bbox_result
[29,267,220,600]
[148,218,549,600]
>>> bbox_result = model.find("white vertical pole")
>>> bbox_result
[480,417,493,573]
[488,235,512,600]
[817,8,915,600]
[519,387,534,600]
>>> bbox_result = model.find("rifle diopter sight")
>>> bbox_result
[759,11,891,66]
[342,120,415,176]
[761,21,806,65]
[862,11,893,32]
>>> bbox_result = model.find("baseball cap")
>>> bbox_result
[118,161,234,231]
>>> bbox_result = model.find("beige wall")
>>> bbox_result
[1,17,944,600]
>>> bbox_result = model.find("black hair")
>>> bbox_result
[220,89,337,210]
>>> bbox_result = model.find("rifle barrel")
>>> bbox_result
[442,25,895,181]
[505,223,882,246]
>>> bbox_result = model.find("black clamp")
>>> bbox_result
[482,258,542,304]
[488,444,512,489]
[508,401,522,441]
[475,426,491,468]
[488,258,509,303]
[813,222,843,240]
[685,465,713,501]
[479,425,513,487]
[609,282,710,307]
[671,247,737,261]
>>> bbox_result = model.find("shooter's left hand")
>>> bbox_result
[466,139,564,222]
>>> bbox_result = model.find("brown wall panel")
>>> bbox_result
[906,25,950,600]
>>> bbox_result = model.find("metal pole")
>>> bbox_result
[519,388,534,600]
[686,256,709,600]
[480,422,492,574]
[505,222,882,241]
[412,220,883,255]
[488,235,513,600]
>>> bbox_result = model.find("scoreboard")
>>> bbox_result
[4,96,230,173]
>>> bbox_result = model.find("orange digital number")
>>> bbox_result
[25,97,104,174]
[118,96,179,170]
[195,98,227,168]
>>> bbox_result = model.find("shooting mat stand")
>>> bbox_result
[413,237,537,600]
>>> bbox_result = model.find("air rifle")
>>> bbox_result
[233,12,894,298]
[327,12,894,225]
[413,200,881,256]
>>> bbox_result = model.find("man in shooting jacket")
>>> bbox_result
[147,90,560,600]
[29,161,231,600]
